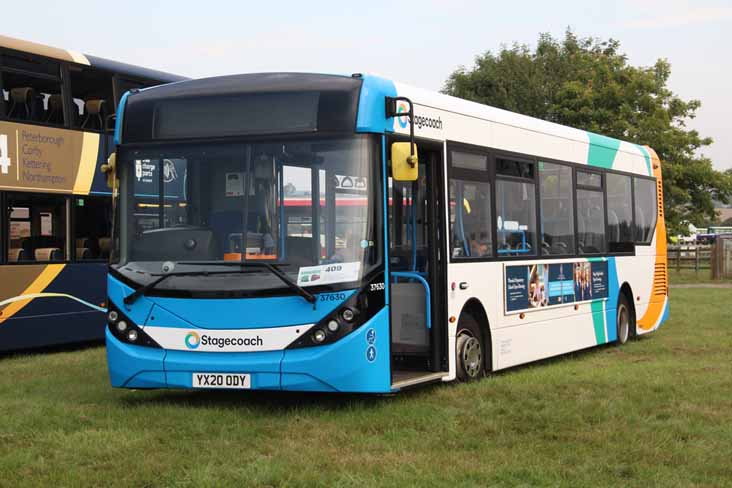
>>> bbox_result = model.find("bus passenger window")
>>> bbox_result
[576,189,606,254]
[7,194,68,262]
[539,162,574,255]
[69,67,114,131]
[448,150,491,259]
[74,197,112,260]
[1,52,63,125]
[449,180,492,258]
[606,173,634,252]
[496,179,537,256]
[634,178,657,243]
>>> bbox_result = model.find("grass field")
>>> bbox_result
[1,288,731,487]
[667,268,731,285]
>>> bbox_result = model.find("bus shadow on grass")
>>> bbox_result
[0,340,103,362]
[118,388,401,413]
[117,340,645,412]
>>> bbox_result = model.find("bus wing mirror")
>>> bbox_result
[101,152,117,189]
[391,142,418,181]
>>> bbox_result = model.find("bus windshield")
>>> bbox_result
[116,135,380,294]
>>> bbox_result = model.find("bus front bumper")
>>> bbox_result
[105,308,391,393]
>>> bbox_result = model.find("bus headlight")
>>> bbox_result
[341,308,355,322]
[106,302,161,349]
[312,329,327,343]
[327,320,340,332]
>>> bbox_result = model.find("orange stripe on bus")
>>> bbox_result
[638,147,667,331]
[0,264,65,325]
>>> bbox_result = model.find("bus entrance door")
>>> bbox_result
[388,145,447,389]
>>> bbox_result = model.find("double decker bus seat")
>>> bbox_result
[98,237,111,259]
[76,237,100,258]
[8,248,33,262]
[45,94,64,125]
[81,99,106,131]
[8,87,35,120]
[35,247,63,262]
[76,247,92,260]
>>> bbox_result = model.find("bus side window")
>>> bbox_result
[69,67,114,132]
[0,52,63,126]
[576,170,606,255]
[496,157,537,257]
[634,178,657,243]
[606,173,634,252]
[6,194,68,262]
[73,197,112,260]
[448,150,492,259]
[539,161,574,256]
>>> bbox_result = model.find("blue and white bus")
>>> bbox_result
[105,73,668,393]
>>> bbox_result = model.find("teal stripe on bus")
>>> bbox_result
[587,132,621,169]
[635,144,653,176]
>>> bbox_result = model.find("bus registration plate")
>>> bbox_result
[192,373,251,389]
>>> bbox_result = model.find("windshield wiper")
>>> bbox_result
[178,261,317,306]
[123,268,257,305]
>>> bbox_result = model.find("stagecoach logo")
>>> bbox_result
[185,331,201,349]
[0,133,11,174]
[397,102,409,129]
[183,330,265,350]
[395,102,443,131]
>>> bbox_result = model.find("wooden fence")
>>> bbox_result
[667,245,712,272]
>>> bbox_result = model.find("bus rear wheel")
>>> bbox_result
[616,294,631,345]
[456,315,484,381]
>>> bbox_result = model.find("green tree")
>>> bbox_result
[443,31,732,236]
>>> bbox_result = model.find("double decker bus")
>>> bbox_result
[0,35,184,352]
[105,73,668,392]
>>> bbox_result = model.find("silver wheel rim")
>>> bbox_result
[618,304,629,343]
[458,333,482,379]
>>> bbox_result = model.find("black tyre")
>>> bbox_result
[616,293,632,345]
[456,314,485,381]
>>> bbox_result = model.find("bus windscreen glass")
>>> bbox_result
[116,135,380,294]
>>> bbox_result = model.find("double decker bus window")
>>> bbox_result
[1,52,63,126]
[7,193,68,262]
[69,67,114,131]
[74,197,112,260]
[2,72,64,126]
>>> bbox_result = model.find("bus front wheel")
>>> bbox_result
[456,315,484,381]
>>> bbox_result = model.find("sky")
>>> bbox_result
[4,0,730,170]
